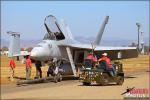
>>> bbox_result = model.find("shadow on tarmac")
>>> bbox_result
[78,83,120,87]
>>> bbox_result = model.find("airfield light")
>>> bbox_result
[136,23,141,53]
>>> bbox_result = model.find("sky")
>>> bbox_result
[1,1,149,46]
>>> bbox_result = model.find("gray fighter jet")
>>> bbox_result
[29,15,138,76]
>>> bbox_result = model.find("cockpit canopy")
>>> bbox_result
[43,15,65,40]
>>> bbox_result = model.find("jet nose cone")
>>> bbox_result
[30,47,49,61]
[30,48,39,59]
[30,52,37,57]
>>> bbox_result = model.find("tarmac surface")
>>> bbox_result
[1,71,149,99]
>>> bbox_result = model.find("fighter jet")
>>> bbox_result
[30,15,138,76]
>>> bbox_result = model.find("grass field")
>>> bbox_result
[0,55,49,84]
[122,55,149,73]
[0,55,149,85]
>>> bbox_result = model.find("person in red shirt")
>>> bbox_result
[25,55,32,80]
[98,53,111,68]
[86,52,97,62]
[86,52,97,68]
[98,53,116,76]
[9,57,16,81]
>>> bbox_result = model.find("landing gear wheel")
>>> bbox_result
[116,76,124,85]
[58,73,62,82]
[83,82,91,86]
[54,73,62,83]
[100,73,109,86]
[54,75,58,83]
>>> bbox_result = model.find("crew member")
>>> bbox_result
[86,52,97,62]
[25,55,32,80]
[9,57,16,81]
[98,53,116,76]
[53,58,59,75]
[86,52,97,68]
[47,59,55,77]
[47,58,58,77]
[35,60,42,78]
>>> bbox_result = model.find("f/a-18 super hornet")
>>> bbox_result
[29,15,138,77]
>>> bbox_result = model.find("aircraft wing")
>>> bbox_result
[68,43,136,50]
[13,52,30,57]
[59,43,138,60]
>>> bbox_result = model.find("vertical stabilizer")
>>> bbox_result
[60,19,74,40]
[94,16,109,45]
[7,31,20,57]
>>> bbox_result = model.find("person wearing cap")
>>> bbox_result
[9,57,16,81]
[98,53,116,76]
[25,55,32,80]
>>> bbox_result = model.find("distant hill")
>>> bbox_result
[74,36,149,46]
[1,39,40,48]
[1,36,149,48]
[1,39,9,47]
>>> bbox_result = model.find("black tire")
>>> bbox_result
[100,73,109,86]
[83,82,91,86]
[58,73,62,82]
[54,75,58,83]
[116,76,124,85]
